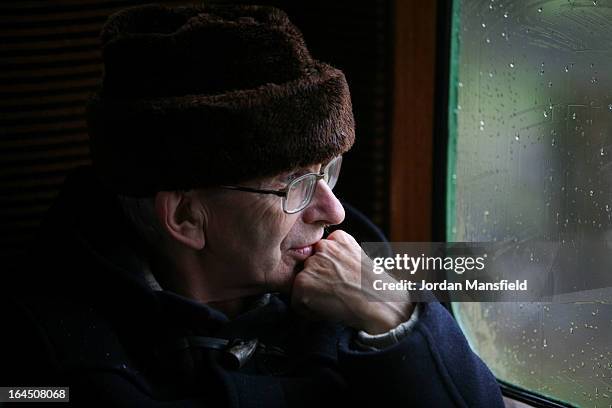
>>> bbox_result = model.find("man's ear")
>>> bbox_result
[154,191,206,250]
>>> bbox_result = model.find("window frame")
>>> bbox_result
[390,0,585,407]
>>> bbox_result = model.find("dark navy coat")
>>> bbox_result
[0,168,504,407]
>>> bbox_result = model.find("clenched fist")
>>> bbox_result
[291,230,414,334]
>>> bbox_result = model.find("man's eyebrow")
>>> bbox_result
[270,162,324,184]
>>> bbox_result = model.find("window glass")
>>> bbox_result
[449,1,612,406]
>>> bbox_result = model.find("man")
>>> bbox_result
[1,4,503,407]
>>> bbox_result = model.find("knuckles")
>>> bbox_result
[327,229,351,242]
[315,230,358,251]
[325,230,360,250]
[327,230,357,244]
[313,237,342,254]
[313,239,329,251]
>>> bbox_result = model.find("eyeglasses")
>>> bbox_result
[221,156,343,214]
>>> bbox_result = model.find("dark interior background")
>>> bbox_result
[0,0,394,273]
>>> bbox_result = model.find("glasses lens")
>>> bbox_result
[285,174,317,213]
[323,156,343,190]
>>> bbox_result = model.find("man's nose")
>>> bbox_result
[302,179,345,225]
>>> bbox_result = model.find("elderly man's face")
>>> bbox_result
[198,163,345,296]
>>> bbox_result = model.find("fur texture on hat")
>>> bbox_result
[87,4,355,196]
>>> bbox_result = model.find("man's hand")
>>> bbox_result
[291,230,414,334]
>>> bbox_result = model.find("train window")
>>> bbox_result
[448,0,612,407]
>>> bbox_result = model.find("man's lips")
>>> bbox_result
[288,232,324,260]
[289,244,314,259]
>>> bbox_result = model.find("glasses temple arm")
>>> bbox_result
[221,185,287,197]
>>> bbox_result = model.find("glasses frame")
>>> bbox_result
[221,156,342,214]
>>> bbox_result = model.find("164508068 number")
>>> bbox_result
[1,387,69,402]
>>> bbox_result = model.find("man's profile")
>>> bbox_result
[1,5,503,407]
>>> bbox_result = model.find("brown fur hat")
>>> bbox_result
[87,4,355,196]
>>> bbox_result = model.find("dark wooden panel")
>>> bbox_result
[390,0,438,241]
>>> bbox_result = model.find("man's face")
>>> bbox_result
[197,162,345,298]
